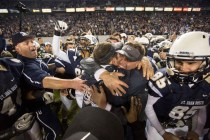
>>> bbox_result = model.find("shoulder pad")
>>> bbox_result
[0,64,7,71]
[151,71,166,82]
[205,75,210,83]
[150,71,169,89]
[80,57,100,75]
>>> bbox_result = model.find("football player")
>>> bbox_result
[145,31,210,140]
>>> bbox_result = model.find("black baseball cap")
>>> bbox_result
[116,44,141,61]
[12,32,34,46]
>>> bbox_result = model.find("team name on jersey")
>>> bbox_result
[0,84,18,101]
[180,100,204,106]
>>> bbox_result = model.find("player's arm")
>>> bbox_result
[145,94,179,140]
[52,21,70,63]
[145,94,165,135]
[42,76,87,91]
[97,70,129,96]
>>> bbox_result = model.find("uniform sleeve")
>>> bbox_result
[75,90,84,108]
[94,68,107,81]
[145,94,166,136]
[22,62,50,88]
[6,58,24,79]
[52,35,70,63]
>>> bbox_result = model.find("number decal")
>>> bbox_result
[169,106,203,120]
[75,68,84,76]
[151,72,163,81]
[151,72,167,89]
[169,106,189,119]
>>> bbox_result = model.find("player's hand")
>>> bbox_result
[89,85,107,109]
[54,20,68,32]
[121,96,142,123]
[71,77,88,92]
[136,56,154,80]
[185,131,199,140]
[162,132,180,140]
[100,71,129,96]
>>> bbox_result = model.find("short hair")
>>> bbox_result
[93,42,116,65]
[107,35,120,42]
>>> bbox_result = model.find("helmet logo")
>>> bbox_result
[176,51,194,55]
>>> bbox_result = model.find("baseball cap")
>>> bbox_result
[62,106,124,140]
[116,44,141,61]
[12,32,34,46]
[44,42,51,46]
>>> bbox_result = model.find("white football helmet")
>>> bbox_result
[158,40,172,50]
[144,33,153,40]
[83,35,98,45]
[167,31,210,84]
[135,36,149,45]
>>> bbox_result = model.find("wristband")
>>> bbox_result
[54,30,61,36]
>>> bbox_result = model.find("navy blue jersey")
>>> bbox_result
[17,55,50,90]
[67,50,83,68]
[55,50,83,79]
[103,65,148,107]
[148,71,210,127]
[81,64,148,107]
[0,58,25,131]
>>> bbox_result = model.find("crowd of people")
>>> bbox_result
[0,3,210,140]
[0,12,210,39]
[0,0,209,9]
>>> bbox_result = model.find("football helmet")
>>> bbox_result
[82,35,98,45]
[167,31,210,84]
[135,36,149,45]
[158,40,172,51]
[144,33,153,40]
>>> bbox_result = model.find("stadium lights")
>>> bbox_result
[33,9,40,13]
[0,9,8,13]
[164,7,173,11]
[145,7,154,11]
[66,8,75,12]
[155,7,164,11]
[135,7,144,11]
[86,7,95,12]
[192,8,201,11]
[105,7,114,11]
[174,7,182,11]
[116,7,125,11]
[42,8,52,13]
[76,8,85,12]
[125,7,135,11]
[183,8,192,11]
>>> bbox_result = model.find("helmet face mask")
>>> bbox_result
[167,56,209,84]
[167,31,210,84]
